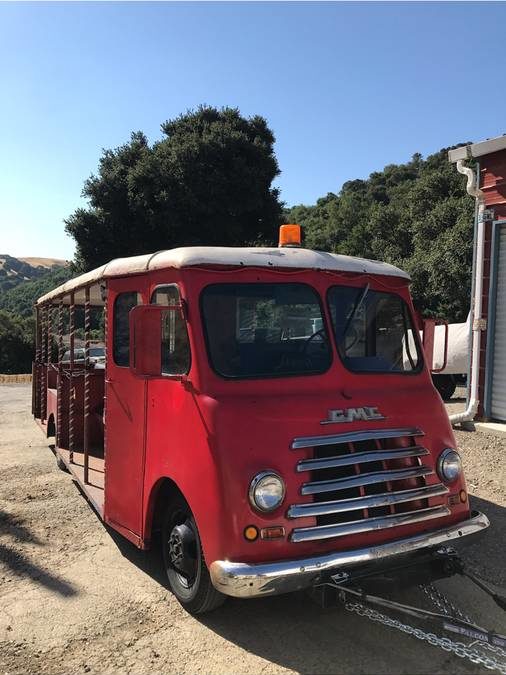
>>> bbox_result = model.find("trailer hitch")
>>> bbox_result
[311,547,506,665]
[326,580,506,649]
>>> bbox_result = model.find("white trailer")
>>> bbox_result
[431,315,469,400]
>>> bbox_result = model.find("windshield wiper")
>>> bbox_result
[343,283,370,335]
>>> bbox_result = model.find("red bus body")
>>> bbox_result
[32,246,488,602]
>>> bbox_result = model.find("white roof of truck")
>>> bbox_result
[36,246,410,305]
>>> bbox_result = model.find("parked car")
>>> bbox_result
[62,346,105,365]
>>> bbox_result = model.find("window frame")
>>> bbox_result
[112,291,141,368]
[150,284,191,377]
[199,281,333,381]
[325,284,424,376]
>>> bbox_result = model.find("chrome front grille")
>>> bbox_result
[289,427,450,543]
[300,465,433,495]
[287,484,449,519]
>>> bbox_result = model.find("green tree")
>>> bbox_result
[65,106,283,271]
[0,310,34,374]
[285,147,474,322]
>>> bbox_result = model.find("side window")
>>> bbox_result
[113,292,140,367]
[151,286,190,375]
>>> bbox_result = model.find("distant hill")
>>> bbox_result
[18,256,68,269]
[0,254,68,294]
[0,255,73,319]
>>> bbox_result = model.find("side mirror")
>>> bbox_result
[422,318,449,373]
[129,304,186,379]
[129,305,164,377]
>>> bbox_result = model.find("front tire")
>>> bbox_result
[161,496,225,614]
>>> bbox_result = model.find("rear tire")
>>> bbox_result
[161,496,225,614]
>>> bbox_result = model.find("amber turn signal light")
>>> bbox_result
[279,224,302,248]
[244,525,259,542]
[260,526,285,540]
[459,490,467,503]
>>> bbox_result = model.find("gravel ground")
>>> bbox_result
[0,384,505,675]
[445,388,506,587]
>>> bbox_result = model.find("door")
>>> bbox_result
[104,278,147,538]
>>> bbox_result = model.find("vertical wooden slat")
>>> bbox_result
[56,300,64,448]
[40,305,48,423]
[103,285,108,474]
[48,306,53,366]
[33,306,41,418]
[69,293,75,463]
[31,361,36,416]
[83,287,91,484]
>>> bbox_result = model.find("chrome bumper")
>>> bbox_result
[209,511,489,599]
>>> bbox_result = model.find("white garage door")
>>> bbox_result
[491,224,506,421]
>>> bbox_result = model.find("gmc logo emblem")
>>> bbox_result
[321,406,386,425]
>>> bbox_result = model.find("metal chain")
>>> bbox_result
[344,599,506,674]
[420,583,473,623]
[421,583,506,669]
[471,641,506,666]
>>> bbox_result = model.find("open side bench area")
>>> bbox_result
[32,282,106,515]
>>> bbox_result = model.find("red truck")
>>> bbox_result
[32,225,488,614]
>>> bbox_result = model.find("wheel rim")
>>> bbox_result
[167,518,198,589]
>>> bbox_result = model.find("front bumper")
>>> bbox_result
[209,510,489,598]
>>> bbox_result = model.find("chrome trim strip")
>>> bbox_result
[290,505,450,543]
[287,484,449,519]
[291,427,424,450]
[296,445,429,472]
[301,466,432,495]
[209,511,489,598]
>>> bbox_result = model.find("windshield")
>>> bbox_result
[201,283,331,378]
[327,285,421,373]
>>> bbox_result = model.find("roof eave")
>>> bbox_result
[448,135,506,163]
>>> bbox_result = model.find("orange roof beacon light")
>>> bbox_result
[278,224,302,248]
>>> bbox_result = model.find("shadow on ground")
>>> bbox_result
[0,509,77,597]
[102,492,506,674]
[454,495,506,587]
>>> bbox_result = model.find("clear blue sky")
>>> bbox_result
[1,1,505,260]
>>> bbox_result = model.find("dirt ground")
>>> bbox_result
[0,384,505,675]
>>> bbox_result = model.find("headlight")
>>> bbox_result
[437,448,462,483]
[249,471,285,512]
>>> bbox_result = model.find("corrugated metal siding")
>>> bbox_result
[491,225,506,421]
